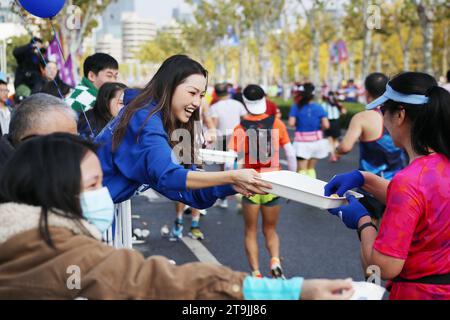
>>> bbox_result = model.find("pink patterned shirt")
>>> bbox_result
[374,153,450,300]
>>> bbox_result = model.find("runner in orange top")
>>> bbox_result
[228,84,296,279]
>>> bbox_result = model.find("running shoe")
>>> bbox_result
[188,227,204,240]
[270,265,286,279]
[169,220,183,241]
[270,258,286,279]
[306,169,317,179]
[219,198,228,208]
[252,270,263,278]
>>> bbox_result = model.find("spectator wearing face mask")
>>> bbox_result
[0,133,354,300]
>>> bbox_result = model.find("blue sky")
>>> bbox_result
[135,0,191,26]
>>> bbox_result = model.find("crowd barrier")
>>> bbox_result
[103,200,133,249]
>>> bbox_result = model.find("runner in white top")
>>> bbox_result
[208,83,247,208]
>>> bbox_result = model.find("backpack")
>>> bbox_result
[240,116,275,166]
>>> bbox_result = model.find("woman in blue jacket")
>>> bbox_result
[95,55,271,238]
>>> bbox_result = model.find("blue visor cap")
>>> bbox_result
[366,84,429,110]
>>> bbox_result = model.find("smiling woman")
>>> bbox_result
[95,55,272,211]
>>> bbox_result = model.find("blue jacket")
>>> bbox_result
[95,89,236,206]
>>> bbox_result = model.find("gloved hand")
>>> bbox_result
[328,195,370,230]
[324,170,364,197]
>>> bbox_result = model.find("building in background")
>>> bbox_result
[122,12,156,63]
[0,0,27,75]
[96,0,136,40]
[159,18,183,40]
[0,0,19,24]
[95,33,123,63]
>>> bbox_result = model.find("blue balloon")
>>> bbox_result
[18,0,66,19]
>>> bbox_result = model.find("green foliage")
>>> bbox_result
[5,35,30,74]
[138,31,187,63]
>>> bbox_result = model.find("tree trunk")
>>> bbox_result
[253,22,265,85]
[223,45,228,81]
[311,27,321,88]
[403,49,410,71]
[308,9,321,89]
[348,43,355,80]
[236,22,244,86]
[442,21,448,77]
[374,39,382,71]
[280,15,290,100]
[361,0,372,82]
[416,2,434,75]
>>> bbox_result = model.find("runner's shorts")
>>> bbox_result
[242,193,280,206]
[324,119,341,138]
[294,139,329,160]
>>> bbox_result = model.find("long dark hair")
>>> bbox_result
[112,55,208,164]
[383,72,450,159]
[0,133,97,248]
[90,82,127,132]
[294,82,315,108]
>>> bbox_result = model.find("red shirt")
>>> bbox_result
[265,98,278,117]
[374,154,450,300]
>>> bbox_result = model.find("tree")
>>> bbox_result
[185,0,243,82]
[12,0,114,80]
[5,34,29,74]
[298,0,327,89]
[241,0,286,85]
[390,0,419,72]
[137,31,186,64]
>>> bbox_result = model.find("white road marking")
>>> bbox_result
[181,236,222,265]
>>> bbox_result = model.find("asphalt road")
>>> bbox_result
[130,128,368,282]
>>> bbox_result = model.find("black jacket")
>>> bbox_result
[13,43,44,91]
[0,135,15,171]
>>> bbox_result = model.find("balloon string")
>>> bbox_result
[48,12,94,138]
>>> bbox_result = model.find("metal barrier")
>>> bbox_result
[103,200,133,249]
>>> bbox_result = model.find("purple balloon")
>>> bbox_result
[18,0,66,19]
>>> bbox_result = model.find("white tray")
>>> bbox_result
[258,170,363,209]
[198,149,237,165]
[351,282,386,300]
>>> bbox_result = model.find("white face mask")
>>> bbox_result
[80,187,114,233]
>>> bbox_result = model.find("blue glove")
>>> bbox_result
[324,170,364,197]
[328,195,370,229]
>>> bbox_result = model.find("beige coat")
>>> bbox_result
[0,203,247,299]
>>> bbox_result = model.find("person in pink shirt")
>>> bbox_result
[324,72,450,300]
